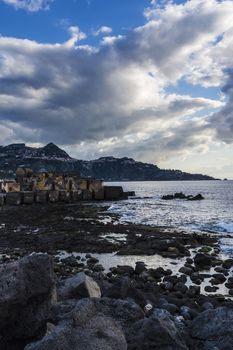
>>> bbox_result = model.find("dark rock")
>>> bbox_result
[57,272,101,301]
[204,285,218,293]
[202,302,214,311]
[179,266,193,275]
[0,254,56,345]
[93,263,105,272]
[135,261,147,275]
[127,308,189,350]
[25,298,128,350]
[222,259,233,269]
[188,194,204,201]
[194,253,212,267]
[114,265,135,276]
[161,303,178,315]
[190,307,233,349]
[174,282,188,294]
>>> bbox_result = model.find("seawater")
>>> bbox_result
[105,180,233,254]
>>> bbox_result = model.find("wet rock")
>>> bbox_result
[174,282,188,294]
[87,257,99,265]
[202,302,214,311]
[212,273,227,283]
[114,265,134,276]
[57,272,101,301]
[188,194,204,201]
[222,259,233,269]
[161,281,173,291]
[148,267,164,279]
[194,253,212,268]
[179,266,193,275]
[25,298,128,350]
[204,285,218,293]
[93,263,105,272]
[127,308,189,350]
[180,306,192,320]
[190,306,233,349]
[229,289,233,296]
[161,303,178,315]
[0,254,56,345]
[135,261,147,275]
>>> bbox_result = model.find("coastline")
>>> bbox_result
[1,202,233,349]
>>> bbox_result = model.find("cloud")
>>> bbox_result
[0,0,233,167]
[1,0,54,12]
[93,26,112,37]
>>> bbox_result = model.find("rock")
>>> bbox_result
[188,194,204,201]
[194,253,212,267]
[0,254,56,345]
[204,285,218,293]
[57,272,101,301]
[127,308,189,350]
[190,307,233,349]
[162,303,178,315]
[167,246,179,255]
[222,259,233,269]
[180,306,192,320]
[93,263,105,272]
[114,265,134,276]
[162,281,173,291]
[174,282,188,294]
[202,302,214,311]
[87,257,99,265]
[148,267,164,279]
[179,266,193,276]
[135,261,147,275]
[25,298,128,350]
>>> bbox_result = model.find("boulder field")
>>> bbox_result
[1,254,233,350]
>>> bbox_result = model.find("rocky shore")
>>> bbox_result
[0,203,233,349]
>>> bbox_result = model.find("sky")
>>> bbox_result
[0,0,233,178]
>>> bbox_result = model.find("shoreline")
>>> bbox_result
[1,202,233,349]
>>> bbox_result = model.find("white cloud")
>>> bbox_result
[0,0,233,174]
[1,0,53,12]
[93,26,112,37]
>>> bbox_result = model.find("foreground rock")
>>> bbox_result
[0,254,56,349]
[25,298,133,350]
[57,271,101,301]
[190,306,233,349]
[26,298,190,350]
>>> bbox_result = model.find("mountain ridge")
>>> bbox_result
[0,143,217,181]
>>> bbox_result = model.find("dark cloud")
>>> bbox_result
[0,0,232,164]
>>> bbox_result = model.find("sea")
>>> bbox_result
[105,180,233,255]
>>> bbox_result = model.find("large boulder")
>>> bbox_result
[127,308,189,350]
[25,298,134,350]
[57,272,101,301]
[0,254,56,346]
[190,306,233,349]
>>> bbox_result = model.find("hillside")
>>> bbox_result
[0,143,216,181]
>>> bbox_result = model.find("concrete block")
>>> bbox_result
[5,192,22,205]
[82,189,92,200]
[59,190,70,202]
[22,191,34,204]
[48,190,59,203]
[71,190,82,201]
[88,179,103,191]
[35,191,48,203]
[104,186,124,200]
[93,189,105,200]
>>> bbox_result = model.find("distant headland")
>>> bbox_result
[0,143,217,181]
